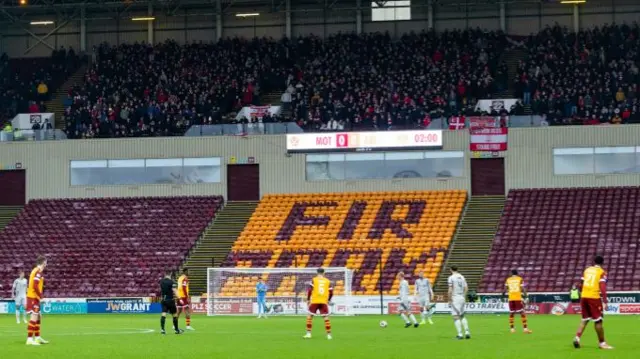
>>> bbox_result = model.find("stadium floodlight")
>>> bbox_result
[207,267,354,316]
[131,17,156,21]
[236,13,260,17]
[30,21,54,25]
[560,0,586,4]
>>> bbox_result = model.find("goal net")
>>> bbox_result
[207,267,354,316]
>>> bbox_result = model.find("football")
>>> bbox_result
[379,320,388,328]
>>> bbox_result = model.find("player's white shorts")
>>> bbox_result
[450,296,466,316]
[418,297,431,308]
[399,300,411,312]
[15,297,26,309]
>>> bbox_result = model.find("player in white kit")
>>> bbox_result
[396,272,419,328]
[12,271,28,324]
[448,266,471,339]
[414,271,435,325]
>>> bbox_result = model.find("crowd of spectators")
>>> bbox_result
[63,40,289,139]
[59,23,640,138]
[287,30,509,131]
[0,48,79,129]
[63,30,510,137]
[514,23,640,125]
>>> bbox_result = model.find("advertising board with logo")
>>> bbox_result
[187,294,640,316]
[192,295,393,315]
[6,298,87,315]
[0,301,8,314]
[87,298,161,314]
[286,130,443,153]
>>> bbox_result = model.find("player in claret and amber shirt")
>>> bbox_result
[573,255,613,350]
[503,270,532,334]
[177,268,194,331]
[303,268,333,340]
[26,255,49,346]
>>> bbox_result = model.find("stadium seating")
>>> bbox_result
[480,187,640,293]
[221,190,466,296]
[0,196,223,298]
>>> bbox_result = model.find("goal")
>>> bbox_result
[206,267,354,316]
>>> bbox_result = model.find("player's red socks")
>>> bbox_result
[186,317,191,327]
[324,318,331,334]
[576,329,584,338]
[306,316,312,331]
[27,320,36,338]
[520,313,528,329]
[509,313,515,329]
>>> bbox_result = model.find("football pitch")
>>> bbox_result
[1,314,638,359]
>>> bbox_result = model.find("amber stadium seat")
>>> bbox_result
[220,190,466,296]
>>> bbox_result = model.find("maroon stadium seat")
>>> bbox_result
[479,187,640,293]
[0,196,223,298]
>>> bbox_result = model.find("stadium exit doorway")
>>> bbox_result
[226,164,260,201]
[0,169,26,205]
[470,158,505,196]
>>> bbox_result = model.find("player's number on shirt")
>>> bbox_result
[508,282,520,293]
[317,286,325,295]
[584,272,597,287]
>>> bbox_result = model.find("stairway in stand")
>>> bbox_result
[0,206,23,232]
[434,196,505,294]
[502,48,531,113]
[44,65,86,131]
[183,201,259,295]
[260,91,281,107]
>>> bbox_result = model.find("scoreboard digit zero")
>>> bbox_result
[286,130,443,153]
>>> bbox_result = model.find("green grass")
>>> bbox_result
[1,314,638,358]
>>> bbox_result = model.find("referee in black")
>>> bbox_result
[159,270,184,334]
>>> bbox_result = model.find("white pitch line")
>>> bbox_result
[0,328,154,337]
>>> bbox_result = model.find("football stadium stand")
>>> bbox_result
[0,196,222,298]
[480,187,640,293]
[219,191,466,296]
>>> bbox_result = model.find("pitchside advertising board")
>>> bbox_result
[3,293,639,315]
[87,298,161,314]
[1,298,87,314]
[286,130,443,153]
[191,293,640,316]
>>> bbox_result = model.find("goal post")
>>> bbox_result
[207,267,354,316]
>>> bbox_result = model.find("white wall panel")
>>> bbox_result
[506,126,640,190]
[4,126,640,201]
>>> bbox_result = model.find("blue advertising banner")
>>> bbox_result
[87,298,161,314]
[8,301,87,314]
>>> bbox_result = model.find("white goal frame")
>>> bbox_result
[207,267,354,316]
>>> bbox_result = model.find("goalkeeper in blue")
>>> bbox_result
[256,278,269,318]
